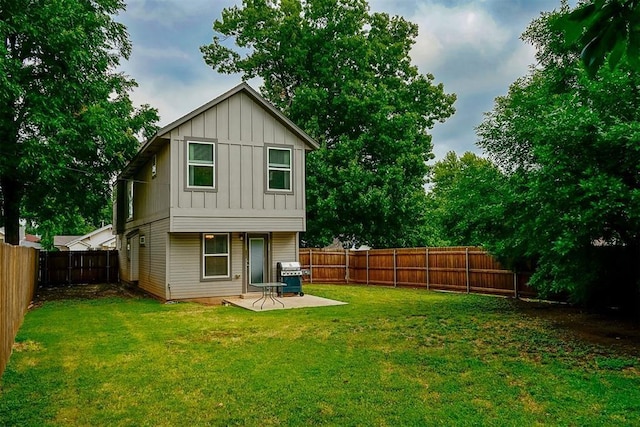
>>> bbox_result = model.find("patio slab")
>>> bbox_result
[223,294,347,312]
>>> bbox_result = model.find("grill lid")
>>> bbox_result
[278,261,301,270]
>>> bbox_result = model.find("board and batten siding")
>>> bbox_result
[270,232,298,282]
[164,91,307,233]
[168,233,243,299]
[128,141,171,227]
[137,219,169,299]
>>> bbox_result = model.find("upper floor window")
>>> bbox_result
[267,146,292,191]
[127,180,134,220]
[187,140,216,189]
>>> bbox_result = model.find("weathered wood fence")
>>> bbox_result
[299,247,536,298]
[39,250,119,286]
[1,244,39,379]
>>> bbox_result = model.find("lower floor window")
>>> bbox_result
[203,233,229,278]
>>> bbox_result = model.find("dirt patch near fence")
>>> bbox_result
[31,283,144,307]
[514,299,640,356]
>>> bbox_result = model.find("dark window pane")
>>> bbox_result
[190,165,214,187]
[205,256,228,277]
[204,234,228,254]
[189,143,214,163]
[269,170,290,190]
[269,148,290,167]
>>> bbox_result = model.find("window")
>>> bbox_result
[151,154,157,178]
[203,233,229,279]
[127,180,134,220]
[187,141,215,188]
[267,146,292,191]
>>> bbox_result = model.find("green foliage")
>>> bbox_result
[426,152,509,247]
[0,0,159,245]
[201,0,455,248]
[554,0,640,77]
[477,8,640,303]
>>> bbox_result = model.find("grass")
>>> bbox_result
[1,285,639,426]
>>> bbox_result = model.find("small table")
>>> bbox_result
[251,282,285,310]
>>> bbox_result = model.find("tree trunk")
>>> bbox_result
[1,175,22,245]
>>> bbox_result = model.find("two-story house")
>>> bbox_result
[113,83,318,301]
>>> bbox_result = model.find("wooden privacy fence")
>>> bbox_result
[1,244,39,379]
[299,247,535,298]
[39,250,119,286]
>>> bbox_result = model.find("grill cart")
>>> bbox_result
[277,261,305,296]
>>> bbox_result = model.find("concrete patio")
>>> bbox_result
[223,293,348,312]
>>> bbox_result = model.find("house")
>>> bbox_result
[113,83,318,301]
[54,224,115,251]
[0,227,42,249]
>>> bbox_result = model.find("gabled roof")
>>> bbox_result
[53,235,81,247]
[64,224,113,248]
[118,82,319,180]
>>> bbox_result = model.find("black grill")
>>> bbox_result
[277,261,305,296]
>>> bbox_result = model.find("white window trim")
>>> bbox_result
[266,146,292,192]
[127,180,134,220]
[202,233,230,279]
[187,140,216,190]
[151,154,157,178]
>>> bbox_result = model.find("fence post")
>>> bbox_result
[345,248,349,283]
[106,250,110,283]
[393,249,397,288]
[309,248,313,283]
[44,251,48,287]
[68,251,72,284]
[514,270,518,298]
[366,250,369,285]
[465,247,470,293]
[425,247,429,290]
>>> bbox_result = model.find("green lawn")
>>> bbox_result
[1,285,639,426]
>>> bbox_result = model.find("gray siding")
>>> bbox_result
[171,213,304,233]
[168,233,243,299]
[137,219,169,299]
[165,91,307,233]
[270,232,298,282]
[116,235,128,283]
[130,142,171,227]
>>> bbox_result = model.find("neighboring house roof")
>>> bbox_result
[24,234,41,243]
[0,226,41,249]
[55,224,114,251]
[54,235,82,248]
[118,82,319,180]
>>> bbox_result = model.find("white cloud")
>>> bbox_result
[122,0,240,27]
[409,2,510,70]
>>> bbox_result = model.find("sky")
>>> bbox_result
[117,0,574,161]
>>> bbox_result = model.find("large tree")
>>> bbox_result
[426,151,509,248]
[554,0,640,77]
[477,7,640,305]
[201,0,455,248]
[0,0,158,245]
